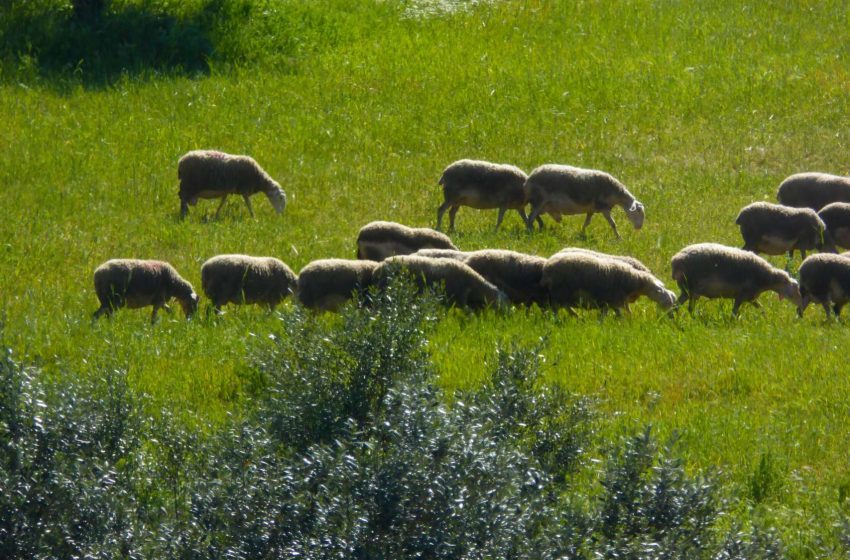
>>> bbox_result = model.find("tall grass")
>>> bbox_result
[2,1,850,555]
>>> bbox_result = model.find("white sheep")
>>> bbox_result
[296,259,379,312]
[818,202,850,252]
[177,150,287,219]
[374,255,507,309]
[797,254,850,319]
[412,248,548,307]
[735,201,825,259]
[776,172,850,211]
[436,159,529,231]
[553,247,651,273]
[541,252,675,317]
[413,248,469,261]
[356,221,458,261]
[200,254,297,312]
[524,164,645,238]
[92,259,199,323]
[670,243,801,316]
[459,249,548,307]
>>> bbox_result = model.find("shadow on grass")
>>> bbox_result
[1,0,249,88]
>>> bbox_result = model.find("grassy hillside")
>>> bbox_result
[3,0,850,554]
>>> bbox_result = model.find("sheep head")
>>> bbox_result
[776,277,802,309]
[647,279,677,310]
[266,186,287,214]
[180,292,200,318]
[626,200,645,230]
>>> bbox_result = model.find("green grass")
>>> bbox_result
[3,0,850,554]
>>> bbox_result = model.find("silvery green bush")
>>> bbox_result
[0,277,829,557]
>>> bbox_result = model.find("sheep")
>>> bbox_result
[374,255,507,309]
[553,247,651,273]
[541,252,675,318]
[356,221,459,261]
[459,249,548,307]
[797,254,850,319]
[200,254,297,312]
[524,164,645,238]
[818,202,850,252]
[436,159,530,231]
[177,150,287,219]
[670,243,801,316]
[92,259,199,323]
[296,259,379,312]
[412,248,548,306]
[735,201,825,259]
[776,172,850,211]
[413,248,469,261]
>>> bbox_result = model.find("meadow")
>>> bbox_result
[2,0,850,555]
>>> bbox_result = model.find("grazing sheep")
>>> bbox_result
[541,252,675,317]
[412,248,548,306]
[92,259,198,323]
[374,255,507,309]
[177,150,287,219]
[818,202,850,252]
[797,254,850,319]
[460,249,548,307]
[356,221,458,261]
[670,243,801,316]
[414,248,469,261]
[525,164,645,238]
[296,259,379,312]
[201,254,297,312]
[436,159,530,231]
[735,201,825,259]
[554,247,651,273]
[776,172,850,211]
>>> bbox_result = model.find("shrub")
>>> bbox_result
[0,348,145,558]
[0,280,822,557]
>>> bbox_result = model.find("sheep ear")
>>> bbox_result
[628,201,641,212]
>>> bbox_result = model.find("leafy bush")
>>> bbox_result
[0,280,829,557]
[0,348,145,558]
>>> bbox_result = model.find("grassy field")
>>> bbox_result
[3,0,850,554]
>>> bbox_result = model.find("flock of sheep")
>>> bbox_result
[92,150,850,323]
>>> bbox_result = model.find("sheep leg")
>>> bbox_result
[821,301,833,319]
[150,304,161,324]
[448,206,460,231]
[494,207,507,231]
[526,206,544,232]
[92,305,112,321]
[732,295,754,316]
[797,295,810,318]
[580,212,593,234]
[601,209,621,239]
[214,195,229,219]
[241,194,255,218]
[516,208,530,228]
[436,201,452,230]
[180,199,189,219]
[682,292,697,314]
